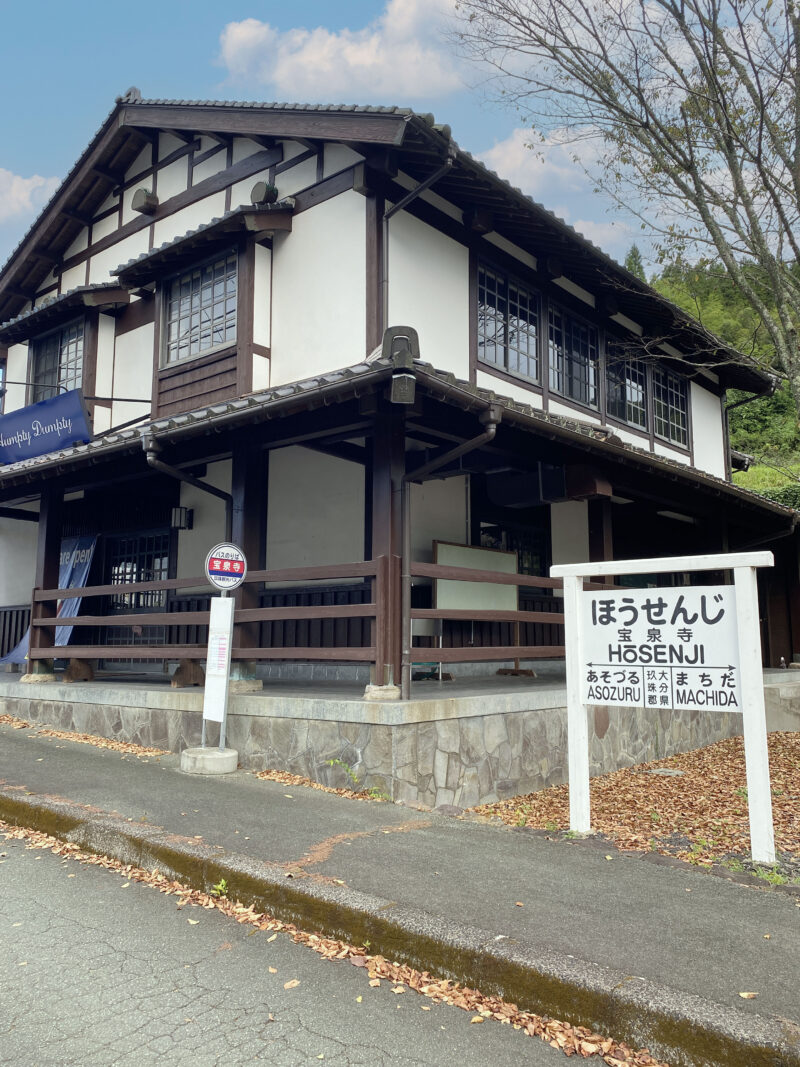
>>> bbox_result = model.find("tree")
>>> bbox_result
[624,244,646,281]
[454,0,800,413]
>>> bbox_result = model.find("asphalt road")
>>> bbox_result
[0,834,571,1067]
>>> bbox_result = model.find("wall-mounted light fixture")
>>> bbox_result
[170,506,194,531]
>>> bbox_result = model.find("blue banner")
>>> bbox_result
[0,535,97,665]
[0,390,92,465]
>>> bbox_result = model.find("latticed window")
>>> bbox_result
[478,264,539,381]
[653,367,689,446]
[31,320,84,403]
[164,251,237,364]
[548,305,598,407]
[606,346,647,429]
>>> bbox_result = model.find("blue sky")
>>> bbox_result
[0,0,636,270]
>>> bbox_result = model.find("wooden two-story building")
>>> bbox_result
[0,88,795,719]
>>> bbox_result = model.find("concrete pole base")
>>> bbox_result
[363,683,402,701]
[180,747,239,775]
[20,672,58,684]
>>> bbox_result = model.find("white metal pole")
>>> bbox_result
[733,566,775,865]
[562,574,591,833]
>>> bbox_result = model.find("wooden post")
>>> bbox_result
[562,574,591,832]
[230,441,268,687]
[734,565,776,864]
[369,404,404,687]
[27,484,63,677]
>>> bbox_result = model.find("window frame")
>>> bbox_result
[604,340,649,432]
[476,260,541,385]
[547,300,600,410]
[652,365,690,448]
[160,247,239,369]
[28,316,86,405]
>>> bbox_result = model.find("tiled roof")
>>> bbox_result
[0,354,791,521]
[0,283,125,334]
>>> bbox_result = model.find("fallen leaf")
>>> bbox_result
[267,933,278,943]
[514,901,524,907]
[739,992,758,999]
[356,996,362,1003]
[284,794,293,798]
[421,1005,431,1011]
[369,978,381,987]
[470,1016,484,1024]
[269,967,278,974]
[284,979,300,990]
[605,855,613,861]
[187,919,200,925]
[350,955,367,968]
[764,934,771,940]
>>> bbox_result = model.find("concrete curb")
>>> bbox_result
[1,786,798,1067]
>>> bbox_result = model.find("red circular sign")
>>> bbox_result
[205,542,247,590]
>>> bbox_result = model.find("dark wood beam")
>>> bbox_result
[0,506,39,522]
[92,165,123,184]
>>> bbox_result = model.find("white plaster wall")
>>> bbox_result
[111,323,153,426]
[121,184,143,227]
[60,263,86,292]
[267,447,364,571]
[548,399,602,427]
[474,371,544,409]
[388,211,469,378]
[36,269,57,294]
[125,144,151,183]
[275,156,318,199]
[550,501,590,565]
[63,230,88,258]
[653,442,691,465]
[193,147,227,186]
[270,191,366,383]
[690,381,726,477]
[157,157,189,202]
[88,229,150,284]
[252,354,270,392]
[152,193,227,247]
[92,212,119,244]
[410,476,468,562]
[158,132,184,160]
[176,460,233,582]
[95,313,115,396]
[232,138,261,164]
[325,144,361,176]
[0,510,38,605]
[253,245,271,348]
[92,406,112,434]
[4,344,29,413]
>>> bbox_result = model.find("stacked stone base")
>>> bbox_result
[0,678,745,809]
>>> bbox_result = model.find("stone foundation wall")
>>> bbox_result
[0,683,741,809]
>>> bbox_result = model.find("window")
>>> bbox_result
[30,319,84,403]
[478,264,539,381]
[606,345,647,429]
[653,367,689,446]
[548,305,598,407]
[164,251,237,365]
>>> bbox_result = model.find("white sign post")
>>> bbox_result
[551,552,776,864]
[180,543,247,776]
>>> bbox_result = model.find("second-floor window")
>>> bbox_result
[653,367,689,446]
[606,348,647,429]
[164,250,237,365]
[548,304,598,407]
[478,264,539,381]
[31,319,84,403]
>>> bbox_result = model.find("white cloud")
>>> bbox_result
[218,0,462,100]
[477,127,588,200]
[0,168,60,226]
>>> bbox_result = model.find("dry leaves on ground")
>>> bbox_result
[472,733,800,873]
[0,713,167,758]
[1,818,668,1066]
[253,767,387,803]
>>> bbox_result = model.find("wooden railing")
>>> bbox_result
[28,558,391,678]
[407,563,567,664]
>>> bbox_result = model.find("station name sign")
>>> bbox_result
[0,390,92,465]
[581,586,740,712]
